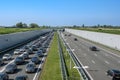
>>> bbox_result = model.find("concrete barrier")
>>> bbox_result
[65,28,120,50]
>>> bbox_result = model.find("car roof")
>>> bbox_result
[112,69,120,73]
[15,75,28,79]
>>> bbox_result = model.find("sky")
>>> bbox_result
[0,0,120,26]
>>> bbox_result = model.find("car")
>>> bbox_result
[41,48,46,53]
[25,62,36,73]
[26,48,33,54]
[2,54,12,60]
[31,45,38,51]
[0,72,9,80]
[14,56,24,65]
[20,52,29,59]
[0,58,4,66]
[5,63,17,73]
[24,45,30,49]
[14,49,21,55]
[89,46,98,51]
[35,50,43,57]
[31,56,40,64]
[15,75,28,80]
[107,69,120,79]
[74,38,78,41]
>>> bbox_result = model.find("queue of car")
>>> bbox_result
[0,32,54,80]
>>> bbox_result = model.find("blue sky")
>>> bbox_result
[0,0,120,26]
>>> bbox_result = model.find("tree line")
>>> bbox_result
[0,22,50,28]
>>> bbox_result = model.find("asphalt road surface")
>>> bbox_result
[63,32,120,80]
[0,32,53,80]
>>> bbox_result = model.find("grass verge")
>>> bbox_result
[39,32,62,80]
[59,36,81,80]
[0,28,42,34]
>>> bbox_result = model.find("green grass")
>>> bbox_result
[73,28,120,35]
[0,28,42,34]
[60,37,81,80]
[39,32,62,80]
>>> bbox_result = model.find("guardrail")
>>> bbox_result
[58,33,69,80]
[59,31,92,80]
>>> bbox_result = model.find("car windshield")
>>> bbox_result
[16,57,23,60]
[15,49,19,52]
[113,70,120,73]
[32,57,37,60]
[6,64,14,68]
[27,64,34,68]
[15,77,24,80]
[4,54,9,57]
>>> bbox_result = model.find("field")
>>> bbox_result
[39,32,62,80]
[0,28,42,34]
[73,28,120,34]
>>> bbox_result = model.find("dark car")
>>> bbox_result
[89,46,98,51]
[14,56,24,65]
[35,50,43,57]
[31,45,38,51]
[25,62,36,73]
[0,72,9,80]
[0,58,4,66]
[15,75,28,80]
[64,34,67,36]
[107,69,120,79]
[26,48,33,54]
[74,38,78,41]
[5,63,17,73]
[31,56,40,64]
[41,48,46,53]
[20,52,29,59]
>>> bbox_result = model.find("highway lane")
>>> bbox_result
[0,32,53,80]
[62,32,120,80]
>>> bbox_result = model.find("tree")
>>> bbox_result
[16,22,23,28]
[16,22,28,28]
[23,23,28,28]
[29,23,39,28]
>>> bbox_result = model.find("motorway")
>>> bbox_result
[62,32,120,80]
[0,31,53,80]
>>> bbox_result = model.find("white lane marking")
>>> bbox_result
[72,49,75,51]
[92,60,95,64]
[73,66,89,69]
[0,60,14,72]
[33,53,47,80]
[105,61,110,64]
[94,54,97,56]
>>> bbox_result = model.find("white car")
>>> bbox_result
[14,49,20,55]
[2,54,12,60]
[14,49,26,55]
